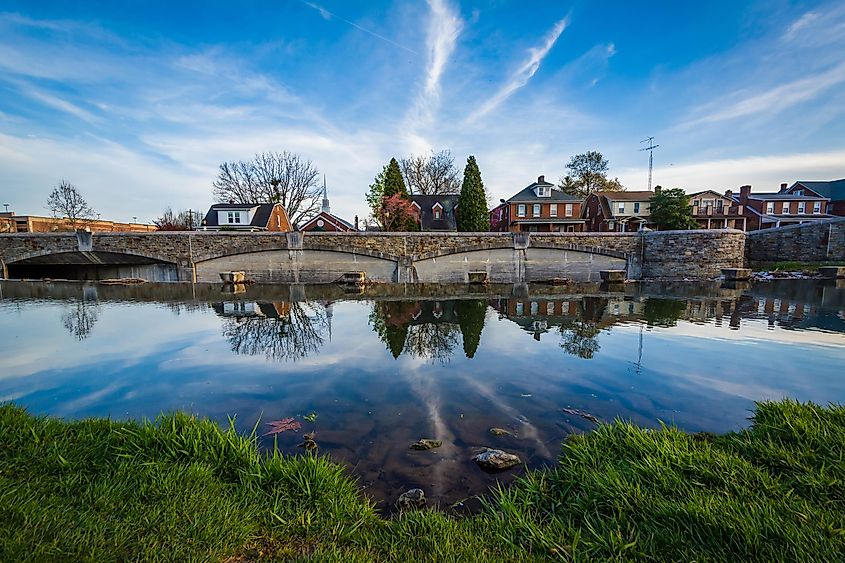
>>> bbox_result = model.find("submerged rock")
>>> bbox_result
[409,439,442,450]
[489,427,514,437]
[396,488,426,511]
[562,407,600,424]
[472,448,521,471]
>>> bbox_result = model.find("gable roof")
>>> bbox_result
[507,183,581,203]
[410,194,459,231]
[203,203,279,228]
[688,189,733,200]
[792,179,845,201]
[300,211,356,231]
[596,191,654,201]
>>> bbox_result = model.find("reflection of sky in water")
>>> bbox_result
[2,282,845,509]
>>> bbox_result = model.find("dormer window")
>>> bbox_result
[227,211,241,224]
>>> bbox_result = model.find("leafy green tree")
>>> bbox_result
[559,151,624,197]
[649,187,698,230]
[457,156,490,232]
[365,166,386,227]
[455,299,487,358]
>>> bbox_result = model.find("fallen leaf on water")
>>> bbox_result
[264,418,302,436]
[298,432,318,451]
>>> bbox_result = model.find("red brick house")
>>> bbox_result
[733,184,833,230]
[787,179,845,217]
[688,190,747,230]
[299,183,357,232]
[582,191,654,232]
[201,203,292,231]
[490,176,585,232]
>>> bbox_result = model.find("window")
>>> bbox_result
[565,203,573,217]
[227,211,241,224]
[766,202,775,214]
[533,204,541,217]
[433,208,442,220]
[515,302,524,315]
[546,302,554,315]
[716,199,724,211]
[798,202,805,214]
[692,199,700,207]
[782,202,790,215]
[550,204,557,217]
[517,204,526,217]
[814,201,822,214]
[634,202,640,214]
[794,190,803,196]
[530,302,539,315]
[537,186,546,196]
[618,202,625,213]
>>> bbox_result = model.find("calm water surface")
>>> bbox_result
[2,280,844,510]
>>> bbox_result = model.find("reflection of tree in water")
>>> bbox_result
[643,298,687,327]
[221,302,328,362]
[62,300,101,341]
[369,300,488,361]
[558,318,601,359]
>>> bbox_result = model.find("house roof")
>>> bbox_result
[203,203,278,228]
[792,179,845,201]
[300,211,356,231]
[745,193,827,201]
[596,191,654,201]
[507,185,581,203]
[410,194,459,231]
[688,190,733,200]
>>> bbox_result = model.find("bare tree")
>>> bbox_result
[212,151,321,226]
[62,300,101,341]
[399,150,460,195]
[46,180,95,229]
[153,208,202,231]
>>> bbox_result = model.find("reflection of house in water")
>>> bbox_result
[212,301,292,319]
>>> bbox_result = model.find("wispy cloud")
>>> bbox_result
[406,0,462,135]
[678,60,845,128]
[783,11,819,41]
[467,15,568,123]
[300,1,418,54]
[19,86,100,123]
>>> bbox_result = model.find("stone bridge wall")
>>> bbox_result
[745,217,845,263]
[0,230,745,282]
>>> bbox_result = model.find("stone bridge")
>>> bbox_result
[0,230,745,283]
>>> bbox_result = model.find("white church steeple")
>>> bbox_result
[321,175,331,214]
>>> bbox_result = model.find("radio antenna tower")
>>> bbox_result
[640,137,659,191]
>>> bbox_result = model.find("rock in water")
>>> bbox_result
[472,448,521,471]
[489,427,513,437]
[409,439,442,450]
[396,488,426,511]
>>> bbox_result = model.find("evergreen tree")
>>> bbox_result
[648,187,698,230]
[457,155,490,232]
[383,158,409,199]
[456,299,487,358]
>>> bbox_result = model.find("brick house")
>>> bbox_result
[582,190,655,232]
[786,179,845,217]
[490,176,584,232]
[688,190,747,230]
[410,194,459,231]
[733,184,833,230]
[0,212,156,233]
[201,202,292,232]
[300,183,357,232]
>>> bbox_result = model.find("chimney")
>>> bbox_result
[538,175,545,184]
[654,185,662,194]
[779,182,788,193]
[739,185,751,204]
[354,215,359,231]
[228,199,235,204]
[724,189,733,199]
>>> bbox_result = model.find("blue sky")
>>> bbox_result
[0,0,844,223]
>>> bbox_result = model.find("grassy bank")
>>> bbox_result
[749,260,842,272]
[1,401,843,562]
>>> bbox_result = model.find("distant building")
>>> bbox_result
[299,180,358,232]
[410,194,459,231]
[200,202,292,232]
[787,179,845,217]
[733,184,833,230]
[687,190,747,230]
[582,190,655,232]
[492,176,584,232]
[0,212,155,233]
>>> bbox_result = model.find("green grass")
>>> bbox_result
[1,401,843,562]
[751,261,843,272]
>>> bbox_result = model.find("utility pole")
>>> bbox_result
[639,137,659,191]
[2,203,9,213]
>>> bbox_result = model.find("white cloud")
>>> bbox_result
[783,11,819,41]
[616,148,845,192]
[678,60,845,128]
[467,15,568,123]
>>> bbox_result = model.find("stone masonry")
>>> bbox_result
[0,230,746,282]
[746,217,845,264]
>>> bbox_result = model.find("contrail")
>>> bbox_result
[301,1,419,55]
